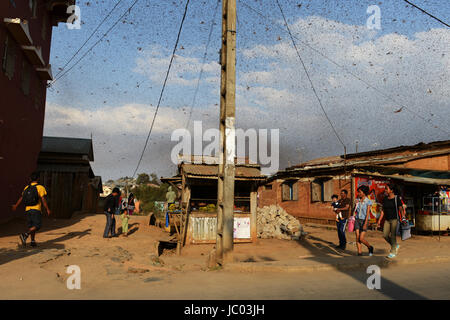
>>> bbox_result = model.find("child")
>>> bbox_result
[331,194,342,222]
[120,199,129,237]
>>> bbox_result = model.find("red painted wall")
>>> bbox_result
[258,152,450,223]
[258,178,353,222]
[0,0,56,223]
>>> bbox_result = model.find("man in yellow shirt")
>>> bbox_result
[12,172,51,247]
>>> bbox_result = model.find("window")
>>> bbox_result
[281,180,298,201]
[311,178,334,202]
[21,60,31,96]
[264,184,272,190]
[32,0,38,18]
[29,0,37,16]
[2,35,16,80]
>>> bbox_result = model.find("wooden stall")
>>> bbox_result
[162,158,265,245]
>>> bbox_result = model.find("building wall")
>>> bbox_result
[39,170,92,219]
[258,177,353,224]
[403,154,450,171]
[258,151,450,223]
[0,1,57,223]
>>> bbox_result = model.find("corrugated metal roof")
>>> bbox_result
[355,165,450,185]
[36,163,91,173]
[41,136,94,161]
[289,139,450,169]
[344,139,450,159]
[182,164,264,179]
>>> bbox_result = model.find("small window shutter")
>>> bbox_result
[282,183,290,201]
[4,36,16,80]
[292,181,298,201]
[323,179,334,201]
[311,181,321,202]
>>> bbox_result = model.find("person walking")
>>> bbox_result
[378,183,405,258]
[103,188,120,238]
[353,185,374,256]
[336,189,351,250]
[12,172,51,247]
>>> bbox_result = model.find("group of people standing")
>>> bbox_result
[103,188,136,238]
[332,183,405,258]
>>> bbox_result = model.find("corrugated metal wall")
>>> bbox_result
[190,216,217,241]
[39,171,90,219]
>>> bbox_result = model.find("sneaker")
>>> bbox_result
[387,253,396,258]
[19,233,28,246]
[357,252,363,256]
[30,241,37,247]
[395,244,400,254]
[368,246,374,256]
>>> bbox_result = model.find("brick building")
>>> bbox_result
[0,0,75,223]
[258,140,450,226]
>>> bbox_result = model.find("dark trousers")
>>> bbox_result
[336,218,347,248]
[103,212,116,238]
[383,219,398,254]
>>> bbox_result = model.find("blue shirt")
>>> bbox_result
[355,197,372,220]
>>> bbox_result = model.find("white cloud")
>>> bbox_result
[45,16,450,179]
[134,45,220,87]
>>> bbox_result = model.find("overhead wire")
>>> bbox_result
[132,0,191,178]
[403,0,450,28]
[184,0,221,130]
[49,0,141,87]
[239,0,450,135]
[53,0,126,80]
[276,0,347,152]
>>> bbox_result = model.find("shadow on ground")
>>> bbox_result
[294,229,427,299]
[0,229,91,266]
[0,212,100,238]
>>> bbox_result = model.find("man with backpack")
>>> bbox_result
[12,172,51,247]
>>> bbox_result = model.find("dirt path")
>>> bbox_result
[0,213,449,299]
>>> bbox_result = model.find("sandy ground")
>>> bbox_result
[1,212,449,299]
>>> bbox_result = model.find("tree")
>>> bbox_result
[131,183,169,215]
[149,173,160,185]
[136,173,150,185]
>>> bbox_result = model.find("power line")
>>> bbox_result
[49,0,141,86]
[276,0,347,151]
[53,0,126,80]
[132,0,191,178]
[239,0,450,135]
[403,0,450,28]
[184,0,220,130]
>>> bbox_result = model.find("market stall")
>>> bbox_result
[161,160,265,245]
[353,166,450,233]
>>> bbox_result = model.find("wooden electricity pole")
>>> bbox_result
[216,0,236,265]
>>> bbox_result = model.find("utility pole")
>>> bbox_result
[216,0,236,265]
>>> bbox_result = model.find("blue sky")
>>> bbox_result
[44,0,450,179]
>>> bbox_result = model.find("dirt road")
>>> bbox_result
[1,213,449,299]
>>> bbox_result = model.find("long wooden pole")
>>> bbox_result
[216,0,236,265]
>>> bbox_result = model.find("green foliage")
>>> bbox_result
[149,173,160,185]
[131,183,169,215]
[136,173,150,185]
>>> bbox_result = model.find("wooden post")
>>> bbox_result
[250,186,257,241]
[216,0,236,265]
